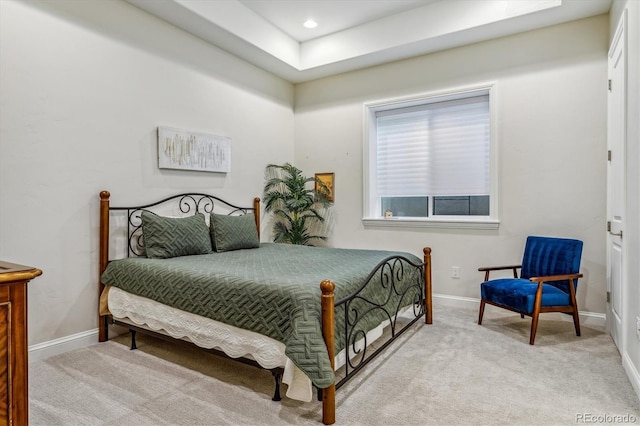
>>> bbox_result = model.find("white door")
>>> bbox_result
[606,11,626,350]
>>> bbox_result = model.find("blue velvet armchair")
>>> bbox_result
[477,236,583,345]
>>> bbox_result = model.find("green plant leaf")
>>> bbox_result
[263,163,331,245]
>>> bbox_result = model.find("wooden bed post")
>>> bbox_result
[99,190,110,342]
[253,197,261,240]
[423,247,432,325]
[320,279,336,425]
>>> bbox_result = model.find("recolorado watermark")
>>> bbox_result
[576,413,638,424]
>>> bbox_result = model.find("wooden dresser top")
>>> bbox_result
[0,261,42,283]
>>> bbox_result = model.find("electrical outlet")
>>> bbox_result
[636,316,640,340]
[451,266,460,279]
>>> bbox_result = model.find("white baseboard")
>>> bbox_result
[433,293,480,309]
[433,293,607,328]
[28,329,99,363]
[622,352,640,403]
[26,296,607,362]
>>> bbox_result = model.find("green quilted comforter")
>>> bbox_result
[101,243,423,388]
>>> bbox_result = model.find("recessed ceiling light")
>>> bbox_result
[303,19,318,29]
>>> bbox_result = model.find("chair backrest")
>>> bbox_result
[520,236,583,293]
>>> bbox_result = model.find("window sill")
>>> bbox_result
[362,217,500,230]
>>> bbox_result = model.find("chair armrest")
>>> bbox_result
[529,273,584,308]
[478,265,522,272]
[528,273,583,283]
[478,264,521,281]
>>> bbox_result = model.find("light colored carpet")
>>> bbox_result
[30,303,640,425]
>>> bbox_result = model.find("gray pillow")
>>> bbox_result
[141,211,212,259]
[210,213,260,252]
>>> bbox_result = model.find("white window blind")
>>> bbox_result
[375,94,490,197]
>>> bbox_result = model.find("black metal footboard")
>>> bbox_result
[319,248,431,425]
[333,254,427,390]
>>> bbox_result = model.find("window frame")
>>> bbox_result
[362,83,499,230]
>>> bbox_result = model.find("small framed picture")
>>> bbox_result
[315,172,334,203]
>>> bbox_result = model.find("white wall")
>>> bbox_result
[294,15,609,314]
[610,0,640,401]
[0,0,294,346]
[0,1,629,384]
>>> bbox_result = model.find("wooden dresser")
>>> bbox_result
[0,262,42,426]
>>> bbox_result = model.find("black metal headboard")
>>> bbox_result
[104,192,259,258]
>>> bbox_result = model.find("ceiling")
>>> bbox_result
[126,0,611,83]
[237,0,436,42]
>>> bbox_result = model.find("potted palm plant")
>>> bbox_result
[263,163,331,245]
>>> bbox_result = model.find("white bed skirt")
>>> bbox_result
[107,287,389,402]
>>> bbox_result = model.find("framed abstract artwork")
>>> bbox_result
[158,127,231,173]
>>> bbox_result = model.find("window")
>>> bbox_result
[363,84,498,229]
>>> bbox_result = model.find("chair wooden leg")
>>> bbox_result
[478,300,486,325]
[529,312,540,345]
[568,279,581,337]
[529,282,544,345]
[572,309,581,337]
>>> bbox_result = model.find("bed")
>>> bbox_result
[98,190,432,424]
